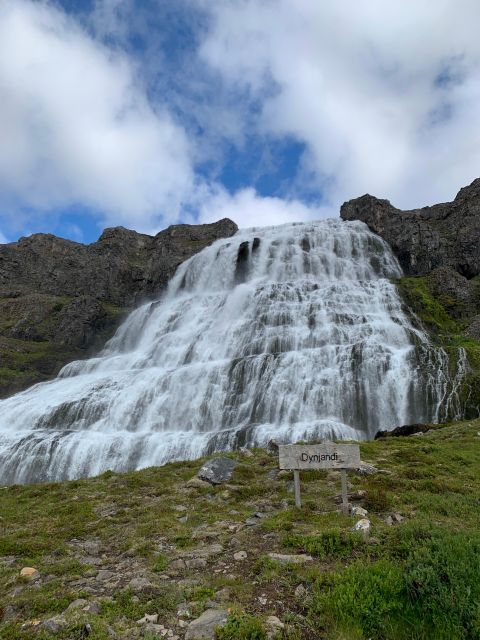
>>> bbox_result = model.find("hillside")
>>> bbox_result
[1,419,479,640]
[0,219,237,398]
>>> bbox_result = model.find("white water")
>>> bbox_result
[0,220,464,483]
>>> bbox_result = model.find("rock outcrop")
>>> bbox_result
[0,218,237,397]
[340,178,480,279]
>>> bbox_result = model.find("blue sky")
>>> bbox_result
[1,0,480,244]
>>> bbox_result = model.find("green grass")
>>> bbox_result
[1,420,480,638]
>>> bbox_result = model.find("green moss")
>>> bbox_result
[395,277,458,335]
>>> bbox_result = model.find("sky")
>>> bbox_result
[0,0,480,244]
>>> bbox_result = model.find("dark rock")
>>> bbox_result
[375,423,434,439]
[340,177,480,278]
[197,457,237,485]
[465,315,480,341]
[266,440,280,455]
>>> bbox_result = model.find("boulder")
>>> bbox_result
[197,457,237,485]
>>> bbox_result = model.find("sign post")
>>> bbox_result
[278,443,361,513]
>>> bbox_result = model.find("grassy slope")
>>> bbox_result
[1,419,479,640]
[396,276,480,414]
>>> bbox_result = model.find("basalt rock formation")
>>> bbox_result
[0,218,237,397]
[340,177,480,279]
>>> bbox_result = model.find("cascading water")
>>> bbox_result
[0,220,465,483]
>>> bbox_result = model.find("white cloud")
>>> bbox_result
[200,0,480,209]
[197,185,327,228]
[0,0,194,230]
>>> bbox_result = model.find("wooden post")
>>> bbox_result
[293,469,301,508]
[340,468,349,515]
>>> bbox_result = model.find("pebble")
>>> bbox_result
[353,518,371,538]
[233,551,247,560]
[20,567,39,580]
[294,584,306,598]
[351,505,368,517]
[136,613,159,624]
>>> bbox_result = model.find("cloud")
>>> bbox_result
[0,0,194,231]
[196,185,327,228]
[199,0,480,209]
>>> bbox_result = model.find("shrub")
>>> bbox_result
[216,612,266,640]
[283,529,364,559]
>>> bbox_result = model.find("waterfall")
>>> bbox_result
[0,220,463,483]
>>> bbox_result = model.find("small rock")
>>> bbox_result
[385,515,394,526]
[294,584,306,598]
[186,558,207,569]
[268,553,313,564]
[266,469,279,480]
[128,577,153,592]
[136,613,159,625]
[96,569,115,581]
[234,551,247,561]
[66,598,88,611]
[185,608,228,640]
[84,601,101,614]
[197,457,237,485]
[351,506,368,517]
[20,567,39,580]
[1,604,17,622]
[353,518,371,538]
[266,615,284,629]
[174,505,188,512]
[170,559,186,571]
[266,440,280,455]
[245,517,260,526]
[240,448,254,458]
[42,617,66,633]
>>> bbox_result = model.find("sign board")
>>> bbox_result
[278,443,361,470]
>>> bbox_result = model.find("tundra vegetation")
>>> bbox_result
[0,418,479,639]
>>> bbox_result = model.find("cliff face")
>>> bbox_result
[340,178,480,279]
[0,218,237,397]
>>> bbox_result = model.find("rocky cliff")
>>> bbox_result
[0,218,237,397]
[340,177,480,279]
[341,178,480,415]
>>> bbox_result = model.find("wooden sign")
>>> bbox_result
[278,443,361,512]
[279,443,360,470]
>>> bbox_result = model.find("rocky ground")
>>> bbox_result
[1,419,479,640]
[0,219,237,398]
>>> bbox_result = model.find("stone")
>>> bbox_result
[266,440,280,455]
[294,584,306,598]
[96,569,115,581]
[353,518,371,538]
[20,567,39,580]
[375,423,433,439]
[266,469,279,480]
[240,448,254,458]
[234,551,247,560]
[185,608,229,640]
[266,615,284,630]
[197,457,237,485]
[268,553,313,564]
[185,558,207,569]
[66,598,88,611]
[128,577,154,593]
[136,613,159,625]
[351,506,368,517]
[42,617,66,633]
